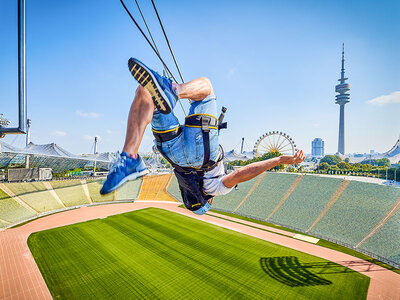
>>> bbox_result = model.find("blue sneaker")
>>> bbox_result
[100,153,149,195]
[128,58,177,114]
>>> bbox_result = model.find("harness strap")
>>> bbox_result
[185,114,218,129]
[154,109,227,173]
[201,117,210,168]
[152,126,182,143]
[185,114,218,169]
[218,106,227,130]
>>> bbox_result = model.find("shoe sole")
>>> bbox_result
[128,58,173,114]
[100,169,149,195]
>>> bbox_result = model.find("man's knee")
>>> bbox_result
[199,77,214,95]
[135,85,149,97]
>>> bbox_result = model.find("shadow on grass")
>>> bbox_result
[260,256,333,287]
[260,256,390,287]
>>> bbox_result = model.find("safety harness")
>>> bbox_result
[154,107,227,211]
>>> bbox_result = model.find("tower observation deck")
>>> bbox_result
[335,43,350,155]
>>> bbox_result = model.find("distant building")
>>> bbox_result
[312,138,325,157]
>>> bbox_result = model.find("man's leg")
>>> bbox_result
[174,77,214,101]
[122,77,213,154]
[100,86,152,194]
[122,86,155,155]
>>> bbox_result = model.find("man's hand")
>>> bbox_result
[282,150,305,165]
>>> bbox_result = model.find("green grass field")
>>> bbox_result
[28,208,369,299]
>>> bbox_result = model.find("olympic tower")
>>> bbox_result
[335,43,350,155]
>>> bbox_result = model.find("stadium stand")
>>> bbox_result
[0,187,36,226]
[269,175,343,231]
[212,177,259,212]
[0,220,9,228]
[359,207,400,265]
[138,174,176,201]
[167,175,181,201]
[116,179,142,201]
[50,180,91,207]
[235,173,298,219]
[4,182,64,213]
[86,179,114,202]
[1,171,399,268]
[309,181,400,246]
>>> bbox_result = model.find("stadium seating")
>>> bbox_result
[359,208,400,265]
[235,173,298,219]
[1,172,400,268]
[116,179,142,201]
[4,182,64,213]
[0,188,36,226]
[212,177,259,212]
[269,175,342,231]
[309,181,400,246]
[50,180,90,206]
[86,179,114,202]
[138,174,176,201]
[167,176,181,201]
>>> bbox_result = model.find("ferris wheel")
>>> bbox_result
[253,131,297,157]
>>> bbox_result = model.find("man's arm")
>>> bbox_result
[222,150,306,188]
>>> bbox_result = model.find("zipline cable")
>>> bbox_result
[134,0,170,77]
[151,0,185,84]
[120,0,177,83]
[120,0,187,115]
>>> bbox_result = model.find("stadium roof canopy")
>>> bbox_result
[0,141,115,172]
[224,149,254,162]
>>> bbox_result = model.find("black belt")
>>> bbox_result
[152,126,182,143]
[185,114,219,129]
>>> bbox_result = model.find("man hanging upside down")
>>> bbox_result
[101,58,305,214]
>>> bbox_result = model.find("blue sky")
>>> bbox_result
[1,0,399,155]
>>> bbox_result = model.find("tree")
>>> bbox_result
[320,155,342,166]
[344,158,350,163]
[337,162,351,169]
[362,164,373,171]
[361,159,376,166]
[318,162,330,170]
[376,158,391,168]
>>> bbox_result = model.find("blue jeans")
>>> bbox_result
[151,95,219,168]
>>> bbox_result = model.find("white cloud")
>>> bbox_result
[106,129,119,135]
[366,91,400,106]
[53,130,66,137]
[227,67,237,78]
[76,110,103,118]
